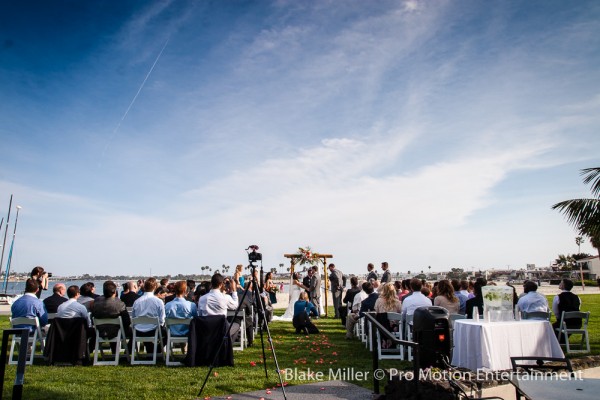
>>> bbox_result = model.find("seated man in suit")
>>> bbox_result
[91,280,132,352]
[43,283,68,314]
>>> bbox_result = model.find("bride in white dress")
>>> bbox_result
[276,272,308,321]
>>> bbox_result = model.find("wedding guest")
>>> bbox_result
[343,277,361,313]
[43,283,67,313]
[552,278,582,334]
[292,292,319,334]
[57,285,93,328]
[516,281,549,316]
[380,262,391,284]
[451,279,468,314]
[264,272,277,304]
[30,266,49,299]
[367,263,378,282]
[78,282,96,311]
[328,263,344,318]
[132,278,167,353]
[345,281,370,339]
[165,281,197,337]
[399,279,411,302]
[91,281,132,353]
[374,283,401,313]
[11,279,48,331]
[120,281,140,307]
[198,274,240,342]
[233,264,245,288]
[466,278,486,318]
[401,279,432,322]
[433,280,459,314]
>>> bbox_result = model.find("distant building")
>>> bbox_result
[574,256,599,279]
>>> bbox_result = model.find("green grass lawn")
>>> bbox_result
[1,296,597,399]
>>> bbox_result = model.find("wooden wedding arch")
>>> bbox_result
[284,252,333,317]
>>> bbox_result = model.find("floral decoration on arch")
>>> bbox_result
[295,246,320,265]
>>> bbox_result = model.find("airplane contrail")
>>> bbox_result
[101,38,170,160]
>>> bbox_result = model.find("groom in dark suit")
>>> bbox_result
[308,266,321,313]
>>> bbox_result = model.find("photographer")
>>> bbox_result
[198,274,240,342]
[30,266,50,299]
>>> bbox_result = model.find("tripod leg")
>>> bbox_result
[252,282,287,399]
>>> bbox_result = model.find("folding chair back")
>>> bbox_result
[521,311,551,321]
[556,311,590,353]
[404,313,414,361]
[92,316,129,366]
[510,356,573,400]
[227,309,246,351]
[165,317,192,366]
[131,316,163,365]
[449,313,467,328]
[375,312,404,360]
[9,317,44,365]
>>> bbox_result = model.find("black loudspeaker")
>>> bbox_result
[412,306,451,368]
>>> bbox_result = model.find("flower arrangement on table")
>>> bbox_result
[296,246,320,265]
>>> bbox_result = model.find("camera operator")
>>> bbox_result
[198,274,240,342]
[30,266,50,299]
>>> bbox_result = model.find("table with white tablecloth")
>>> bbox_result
[451,319,564,371]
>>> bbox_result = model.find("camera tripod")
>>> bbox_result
[198,261,287,399]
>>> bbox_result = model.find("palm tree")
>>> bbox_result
[553,167,600,258]
[575,236,584,253]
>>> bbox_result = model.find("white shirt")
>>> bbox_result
[57,298,92,327]
[198,289,238,316]
[517,291,549,314]
[132,292,166,332]
[401,292,432,321]
[351,291,369,313]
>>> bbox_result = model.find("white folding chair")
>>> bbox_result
[9,317,45,365]
[404,314,414,361]
[227,309,246,351]
[131,316,163,365]
[449,313,467,328]
[376,312,404,360]
[556,311,590,354]
[92,316,130,366]
[165,317,192,366]
[522,311,551,321]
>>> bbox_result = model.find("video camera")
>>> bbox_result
[246,244,262,263]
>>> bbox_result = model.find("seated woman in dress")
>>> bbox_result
[292,292,319,334]
[433,279,460,314]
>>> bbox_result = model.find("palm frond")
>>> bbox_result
[552,198,600,236]
[581,167,600,197]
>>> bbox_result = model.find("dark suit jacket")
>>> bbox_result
[184,315,233,367]
[329,269,344,292]
[120,291,140,308]
[91,296,131,338]
[43,317,89,365]
[43,293,68,314]
[359,293,379,317]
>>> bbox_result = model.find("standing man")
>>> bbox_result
[43,283,68,313]
[328,263,344,319]
[381,262,391,284]
[367,263,378,282]
[308,265,321,314]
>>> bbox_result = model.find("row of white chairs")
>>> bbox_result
[8,309,251,366]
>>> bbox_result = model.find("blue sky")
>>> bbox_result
[1,0,599,277]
